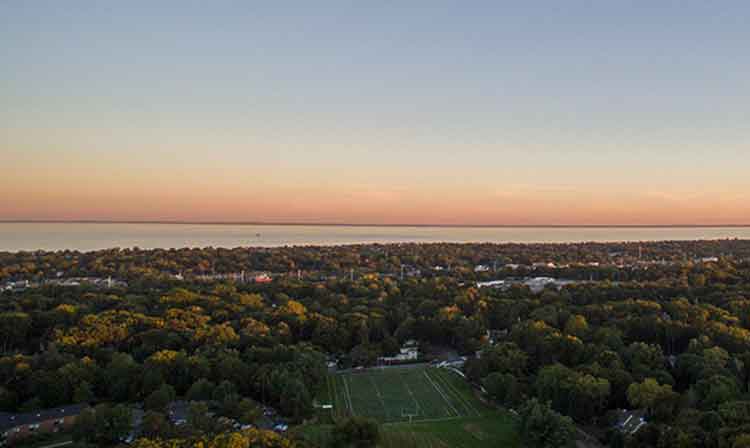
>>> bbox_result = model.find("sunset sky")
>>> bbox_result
[2,2,749,225]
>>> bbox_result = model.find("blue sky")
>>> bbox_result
[2,1,749,224]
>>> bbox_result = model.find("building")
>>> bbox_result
[0,404,85,444]
[253,273,272,284]
[476,280,506,289]
[614,408,646,435]
[532,262,556,268]
[378,340,419,364]
[524,277,575,293]
[486,329,508,345]
[2,280,30,293]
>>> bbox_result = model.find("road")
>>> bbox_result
[37,441,73,448]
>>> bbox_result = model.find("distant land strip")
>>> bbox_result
[1,220,750,228]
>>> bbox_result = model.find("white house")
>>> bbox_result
[379,340,419,363]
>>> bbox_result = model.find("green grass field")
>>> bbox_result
[380,412,520,448]
[327,366,484,423]
[300,366,520,447]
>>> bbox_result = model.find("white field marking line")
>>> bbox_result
[382,415,468,426]
[343,375,356,416]
[423,369,459,417]
[402,374,422,417]
[326,375,336,417]
[434,369,477,417]
[368,372,390,420]
[430,368,471,417]
[423,369,460,417]
[335,375,346,417]
[433,368,481,417]
[429,368,469,416]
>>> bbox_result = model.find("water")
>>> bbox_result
[1,223,749,252]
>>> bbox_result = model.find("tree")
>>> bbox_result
[73,381,95,404]
[73,404,132,445]
[0,312,31,351]
[279,378,312,420]
[145,384,176,413]
[483,372,523,406]
[564,314,589,339]
[141,411,171,439]
[331,416,380,448]
[212,380,238,403]
[237,398,261,424]
[71,406,97,443]
[627,378,679,421]
[734,434,750,448]
[187,401,216,433]
[695,375,740,410]
[186,378,215,402]
[535,363,610,422]
[96,404,133,445]
[518,398,575,448]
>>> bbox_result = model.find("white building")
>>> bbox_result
[379,340,419,363]
[476,280,506,289]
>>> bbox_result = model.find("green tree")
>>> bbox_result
[186,378,215,402]
[331,416,380,448]
[627,378,679,421]
[73,381,95,404]
[518,398,575,448]
[141,411,171,439]
[145,384,176,413]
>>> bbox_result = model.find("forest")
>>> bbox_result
[2,240,750,447]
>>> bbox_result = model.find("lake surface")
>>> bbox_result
[1,223,750,252]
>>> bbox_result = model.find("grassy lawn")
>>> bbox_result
[328,366,488,423]
[11,433,72,448]
[296,412,519,448]
[298,366,519,447]
[381,411,520,448]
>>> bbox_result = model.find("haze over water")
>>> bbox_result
[2,223,750,252]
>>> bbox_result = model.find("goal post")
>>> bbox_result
[401,407,419,423]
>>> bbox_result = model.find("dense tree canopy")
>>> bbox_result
[2,240,750,447]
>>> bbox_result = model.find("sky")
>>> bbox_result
[1,1,749,226]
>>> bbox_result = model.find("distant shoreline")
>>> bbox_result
[1,220,749,229]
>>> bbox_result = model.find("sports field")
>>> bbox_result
[327,366,485,423]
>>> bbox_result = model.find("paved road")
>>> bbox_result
[37,441,73,448]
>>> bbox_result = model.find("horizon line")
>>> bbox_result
[2,220,750,229]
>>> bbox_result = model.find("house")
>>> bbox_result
[326,356,339,370]
[476,280,506,289]
[254,274,272,284]
[474,265,491,273]
[0,404,86,444]
[524,277,556,293]
[378,340,419,364]
[524,277,574,293]
[486,329,508,345]
[532,262,556,269]
[167,401,189,426]
[614,408,646,435]
[2,280,29,292]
